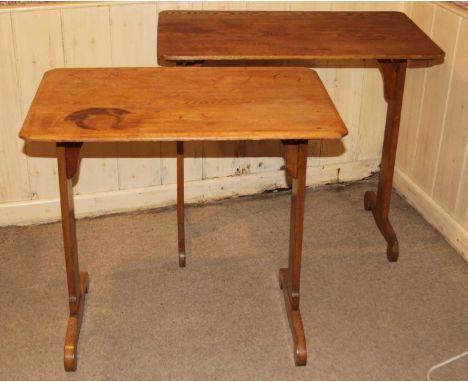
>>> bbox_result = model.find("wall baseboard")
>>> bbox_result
[0,159,379,227]
[394,167,468,261]
[3,160,466,262]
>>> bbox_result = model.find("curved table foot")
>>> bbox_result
[64,272,89,371]
[279,268,307,366]
[364,191,399,262]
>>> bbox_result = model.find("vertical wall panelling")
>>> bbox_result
[110,3,157,67]
[394,2,468,258]
[356,64,387,161]
[156,2,204,13]
[245,1,288,11]
[435,18,468,220]
[110,2,162,190]
[288,2,331,11]
[12,9,64,200]
[201,1,246,10]
[453,18,468,229]
[397,2,435,173]
[455,145,468,228]
[0,13,30,202]
[410,7,460,194]
[61,6,120,195]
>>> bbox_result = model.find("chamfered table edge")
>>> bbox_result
[19,132,348,143]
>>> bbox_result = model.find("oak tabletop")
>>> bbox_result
[157,11,445,63]
[20,67,347,142]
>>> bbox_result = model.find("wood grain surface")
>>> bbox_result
[19,67,347,142]
[157,11,445,62]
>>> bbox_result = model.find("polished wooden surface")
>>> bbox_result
[158,11,445,62]
[19,67,347,142]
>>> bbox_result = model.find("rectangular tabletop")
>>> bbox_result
[19,67,347,142]
[157,11,445,62]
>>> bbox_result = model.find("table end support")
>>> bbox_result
[280,140,308,366]
[57,142,88,371]
[364,60,407,262]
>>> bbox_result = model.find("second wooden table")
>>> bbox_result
[157,10,445,262]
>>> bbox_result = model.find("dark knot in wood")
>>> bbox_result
[65,108,130,130]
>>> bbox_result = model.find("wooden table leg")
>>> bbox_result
[177,141,185,267]
[364,60,407,262]
[280,140,308,366]
[173,61,204,267]
[57,142,88,371]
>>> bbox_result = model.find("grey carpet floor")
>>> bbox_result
[0,179,467,380]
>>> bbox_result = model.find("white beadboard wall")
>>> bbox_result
[0,2,466,260]
[396,2,468,260]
